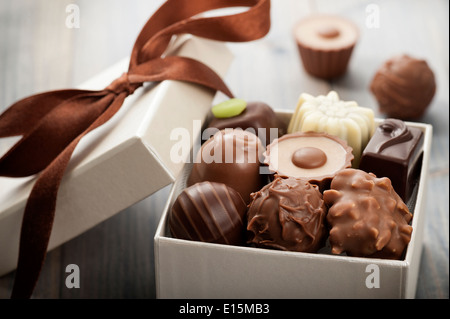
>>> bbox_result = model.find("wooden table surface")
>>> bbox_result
[0,0,448,299]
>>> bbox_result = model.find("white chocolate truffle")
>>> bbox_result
[288,91,374,166]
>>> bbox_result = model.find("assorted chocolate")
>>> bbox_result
[169,182,247,245]
[370,54,436,120]
[187,128,265,204]
[208,101,285,146]
[247,177,327,253]
[169,91,423,260]
[324,169,413,260]
[168,97,422,261]
[165,11,433,267]
[264,131,353,191]
[359,118,424,202]
[294,15,359,79]
[287,91,375,167]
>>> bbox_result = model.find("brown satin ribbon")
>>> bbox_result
[0,0,271,298]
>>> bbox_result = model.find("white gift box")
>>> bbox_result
[0,35,233,276]
[154,111,432,299]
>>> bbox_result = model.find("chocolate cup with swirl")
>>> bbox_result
[370,54,436,119]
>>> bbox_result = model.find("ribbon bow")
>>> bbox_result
[0,0,271,298]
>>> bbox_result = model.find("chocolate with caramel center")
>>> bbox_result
[292,147,327,169]
[264,131,353,191]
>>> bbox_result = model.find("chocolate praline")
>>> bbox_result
[294,15,359,79]
[370,54,436,119]
[264,131,353,191]
[208,101,285,146]
[169,182,247,245]
[187,129,265,204]
[287,91,374,167]
[359,118,424,202]
[247,177,327,253]
[323,169,413,260]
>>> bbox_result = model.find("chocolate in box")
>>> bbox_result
[154,111,432,299]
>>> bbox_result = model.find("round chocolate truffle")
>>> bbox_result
[370,54,436,119]
[264,131,353,191]
[187,129,265,204]
[169,182,247,245]
[323,169,413,260]
[208,101,285,145]
[247,177,327,253]
[294,15,359,79]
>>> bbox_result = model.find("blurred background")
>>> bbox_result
[0,0,448,298]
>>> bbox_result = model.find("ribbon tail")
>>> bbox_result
[0,89,97,138]
[11,143,76,299]
[10,93,128,299]
[0,92,115,178]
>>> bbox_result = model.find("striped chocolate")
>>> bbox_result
[169,182,247,245]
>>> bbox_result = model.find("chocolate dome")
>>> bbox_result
[370,54,436,119]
